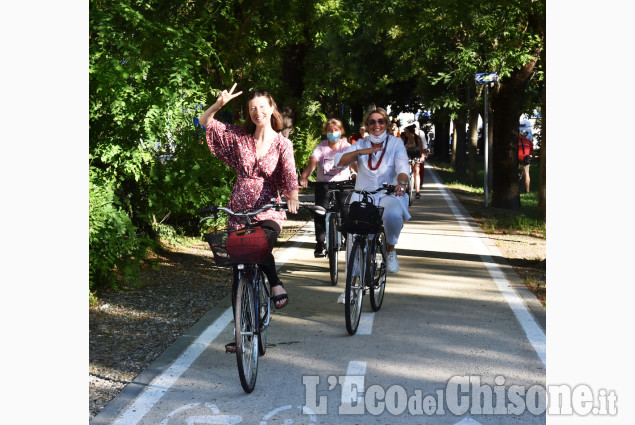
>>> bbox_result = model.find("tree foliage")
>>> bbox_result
[89,0,545,295]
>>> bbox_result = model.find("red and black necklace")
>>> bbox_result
[367,140,387,170]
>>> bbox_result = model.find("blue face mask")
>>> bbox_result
[326,131,341,142]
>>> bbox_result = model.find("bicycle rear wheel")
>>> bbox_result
[235,274,258,393]
[345,238,364,335]
[257,270,269,356]
[369,231,387,311]
[328,213,339,286]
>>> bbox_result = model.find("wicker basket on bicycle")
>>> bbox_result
[337,198,384,235]
[204,226,277,266]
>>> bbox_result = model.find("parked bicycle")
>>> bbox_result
[308,180,355,286]
[199,202,325,393]
[338,184,396,335]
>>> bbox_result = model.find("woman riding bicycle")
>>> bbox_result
[334,106,411,285]
[299,118,356,257]
[402,124,427,199]
[198,83,299,324]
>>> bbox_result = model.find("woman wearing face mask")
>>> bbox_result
[299,118,355,257]
[334,107,410,284]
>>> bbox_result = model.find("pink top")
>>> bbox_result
[310,139,353,182]
[206,119,299,230]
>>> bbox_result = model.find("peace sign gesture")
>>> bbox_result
[199,83,243,128]
[216,82,243,108]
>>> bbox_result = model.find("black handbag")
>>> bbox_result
[338,195,384,235]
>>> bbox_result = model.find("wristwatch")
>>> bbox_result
[398,180,408,186]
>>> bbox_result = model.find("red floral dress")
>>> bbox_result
[206,119,299,230]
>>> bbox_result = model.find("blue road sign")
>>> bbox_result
[475,73,498,84]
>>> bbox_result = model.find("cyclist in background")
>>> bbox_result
[299,118,356,257]
[390,118,401,138]
[350,125,368,144]
[402,124,427,199]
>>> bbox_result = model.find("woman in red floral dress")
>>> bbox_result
[198,84,299,333]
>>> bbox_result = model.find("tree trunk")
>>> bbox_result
[442,118,451,163]
[487,102,494,192]
[433,118,451,163]
[467,108,479,185]
[490,57,539,210]
[282,44,306,100]
[352,103,364,130]
[467,85,481,186]
[450,120,457,169]
[455,112,467,179]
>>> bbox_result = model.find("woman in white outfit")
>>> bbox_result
[333,107,410,301]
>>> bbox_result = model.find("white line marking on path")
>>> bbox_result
[113,309,234,425]
[429,169,546,365]
[356,313,375,335]
[274,225,316,270]
[341,361,367,405]
[112,229,311,424]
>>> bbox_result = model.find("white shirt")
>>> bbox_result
[416,129,429,149]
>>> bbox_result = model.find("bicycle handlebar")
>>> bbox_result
[199,203,325,224]
[306,180,356,191]
[353,183,397,196]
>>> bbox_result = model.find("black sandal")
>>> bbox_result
[225,341,236,353]
[415,193,421,199]
[271,282,289,310]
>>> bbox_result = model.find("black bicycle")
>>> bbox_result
[199,202,325,392]
[308,180,355,286]
[338,184,396,335]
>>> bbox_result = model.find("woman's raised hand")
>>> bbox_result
[199,83,244,127]
[216,83,243,107]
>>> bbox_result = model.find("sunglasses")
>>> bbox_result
[367,119,386,126]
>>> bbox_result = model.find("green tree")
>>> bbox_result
[378,0,545,210]
[89,0,236,290]
[89,0,546,297]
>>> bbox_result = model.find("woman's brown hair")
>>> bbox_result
[243,90,284,134]
[322,118,346,135]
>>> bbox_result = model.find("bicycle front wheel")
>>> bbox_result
[235,275,258,393]
[345,238,365,335]
[408,168,415,206]
[328,214,339,286]
[370,231,387,311]
[257,270,269,356]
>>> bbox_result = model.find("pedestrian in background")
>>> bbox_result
[518,132,533,193]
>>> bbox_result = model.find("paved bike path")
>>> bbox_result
[91,166,546,425]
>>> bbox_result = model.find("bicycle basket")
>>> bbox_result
[205,226,275,265]
[337,201,384,235]
[204,230,231,266]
